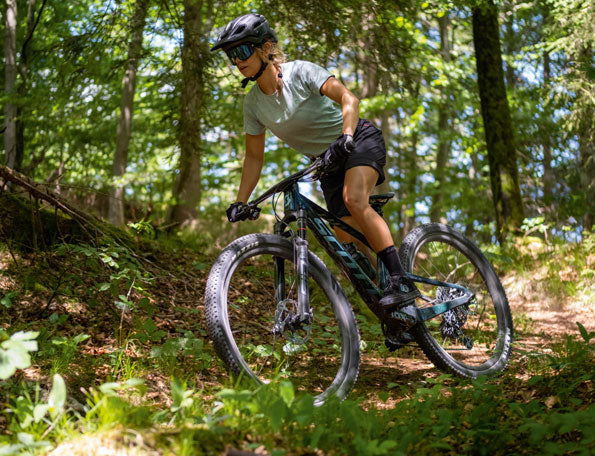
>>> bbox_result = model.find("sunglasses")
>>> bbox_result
[226,43,256,64]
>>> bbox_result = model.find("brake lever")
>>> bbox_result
[247,205,261,220]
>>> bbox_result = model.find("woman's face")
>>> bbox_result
[231,41,271,78]
[234,50,261,78]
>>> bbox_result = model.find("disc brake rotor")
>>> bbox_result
[272,299,312,344]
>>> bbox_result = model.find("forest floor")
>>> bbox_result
[0,229,593,455]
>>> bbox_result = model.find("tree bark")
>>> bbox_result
[503,0,516,89]
[579,116,595,232]
[578,47,595,231]
[4,0,18,170]
[356,9,393,195]
[541,48,554,207]
[14,0,47,176]
[472,0,524,242]
[167,0,211,228]
[430,13,452,223]
[108,0,150,226]
[402,131,418,237]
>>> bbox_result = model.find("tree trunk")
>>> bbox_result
[503,0,516,89]
[4,0,17,170]
[108,0,150,226]
[375,110,392,194]
[472,0,524,243]
[430,13,452,223]
[356,10,393,195]
[579,116,595,232]
[542,48,554,207]
[578,47,595,231]
[167,0,211,228]
[402,131,418,237]
[14,0,47,177]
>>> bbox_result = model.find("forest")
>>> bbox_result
[0,0,593,455]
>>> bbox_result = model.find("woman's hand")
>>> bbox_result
[226,202,261,222]
[323,134,355,168]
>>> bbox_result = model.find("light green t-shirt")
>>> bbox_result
[243,60,344,157]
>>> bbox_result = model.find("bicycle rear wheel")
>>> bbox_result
[399,224,513,377]
[205,233,360,404]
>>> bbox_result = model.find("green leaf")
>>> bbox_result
[99,382,121,395]
[33,404,50,423]
[279,381,294,406]
[576,322,592,342]
[0,331,39,379]
[295,395,314,425]
[48,374,66,419]
[0,350,17,379]
[171,377,185,407]
[0,291,18,308]
[270,398,287,432]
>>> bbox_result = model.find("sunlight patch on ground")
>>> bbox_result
[48,430,159,456]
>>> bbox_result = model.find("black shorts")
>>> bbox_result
[319,119,387,218]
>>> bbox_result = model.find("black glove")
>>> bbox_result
[322,134,355,169]
[226,202,261,222]
[226,202,250,222]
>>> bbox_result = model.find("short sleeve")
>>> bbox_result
[297,60,335,96]
[243,101,266,135]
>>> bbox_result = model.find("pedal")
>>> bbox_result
[384,331,414,352]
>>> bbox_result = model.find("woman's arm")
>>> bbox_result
[236,132,266,203]
[320,77,359,136]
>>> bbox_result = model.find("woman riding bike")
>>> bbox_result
[210,13,419,341]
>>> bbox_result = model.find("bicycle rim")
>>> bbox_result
[206,234,359,402]
[401,224,512,376]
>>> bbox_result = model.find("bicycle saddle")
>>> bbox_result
[369,193,395,216]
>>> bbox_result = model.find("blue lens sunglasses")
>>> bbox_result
[226,43,256,64]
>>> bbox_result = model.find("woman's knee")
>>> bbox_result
[343,190,368,215]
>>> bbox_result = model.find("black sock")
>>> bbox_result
[377,245,406,277]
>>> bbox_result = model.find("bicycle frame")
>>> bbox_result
[248,161,474,328]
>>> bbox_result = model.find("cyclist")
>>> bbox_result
[210,13,420,335]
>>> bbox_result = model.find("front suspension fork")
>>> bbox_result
[273,210,311,325]
[295,208,310,322]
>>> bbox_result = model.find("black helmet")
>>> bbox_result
[210,13,277,52]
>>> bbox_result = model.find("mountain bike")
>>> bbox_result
[205,157,513,404]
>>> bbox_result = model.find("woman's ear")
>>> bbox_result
[262,41,273,53]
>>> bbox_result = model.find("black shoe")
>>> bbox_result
[379,275,421,330]
[384,330,414,352]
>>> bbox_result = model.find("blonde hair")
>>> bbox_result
[255,40,286,74]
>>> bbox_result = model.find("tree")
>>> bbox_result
[430,12,452,223]
[546,0,594,231]
[15,0,49,176]
[167,0,213,228]
[108,0,150,227]
[472,0,524,242]
[4,0,18,170]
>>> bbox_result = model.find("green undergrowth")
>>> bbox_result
[0,324,592,455]
[489,225,594,307]
[0,223,593,455]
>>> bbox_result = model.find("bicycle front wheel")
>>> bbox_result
[399,224,513,377]
[205,233,360,404]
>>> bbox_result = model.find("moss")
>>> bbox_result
[0,193,87,251]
